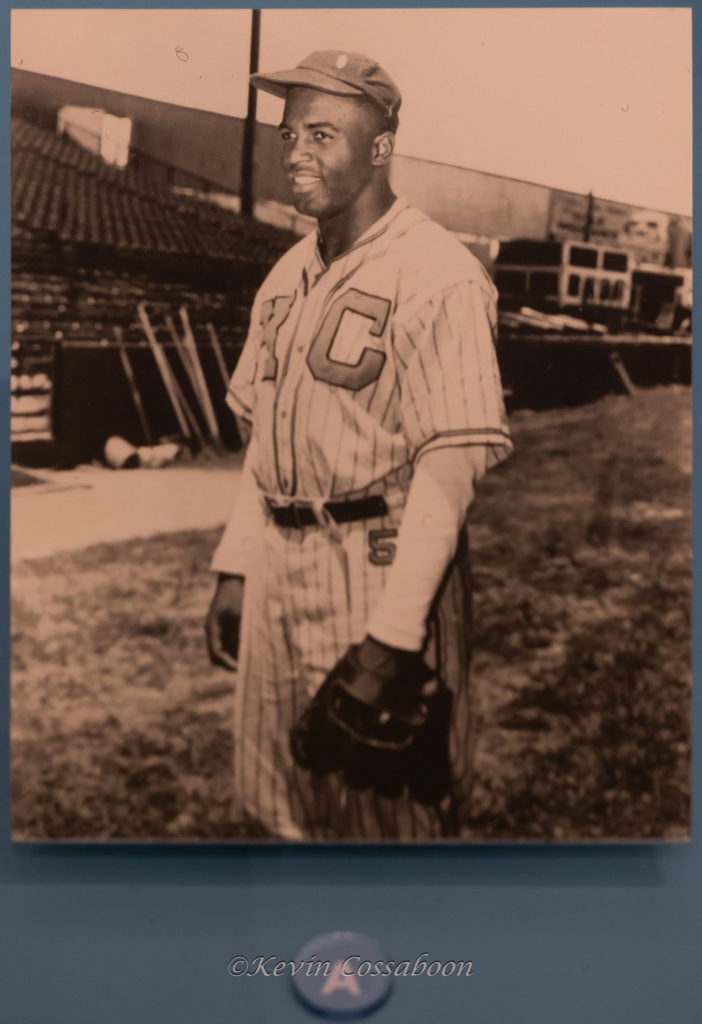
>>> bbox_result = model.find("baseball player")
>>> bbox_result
[206,50,512,840]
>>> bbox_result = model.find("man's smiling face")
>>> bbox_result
[279,87,383,221]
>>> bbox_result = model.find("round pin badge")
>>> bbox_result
[290,931,393,1019]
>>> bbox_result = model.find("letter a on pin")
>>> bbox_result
[291,932,392,1019]
[321,961,362,997]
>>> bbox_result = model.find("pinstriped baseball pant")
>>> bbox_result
[232,498,478,841]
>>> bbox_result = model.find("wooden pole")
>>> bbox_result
[608,350,637,397]
[584,191,595,242]
[113,325,153,446]
[137,302,191,441]
[206,322,230,389]
[167,368,206,446]
[240,9,261,219]
[178,305,223,448]
[162,314,207,446]
[165,314,205,405]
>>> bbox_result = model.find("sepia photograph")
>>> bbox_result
[10,7,692,842]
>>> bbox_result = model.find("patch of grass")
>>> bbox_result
[466,387,691,839]
[11,387,691,840]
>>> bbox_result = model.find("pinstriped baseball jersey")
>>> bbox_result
[226,197,511,502]
[218,195,512,839]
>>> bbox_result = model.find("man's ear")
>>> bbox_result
[372,131,395,166]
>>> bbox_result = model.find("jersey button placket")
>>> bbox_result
[276,380,294,494]
[277,283,325,495]
[276,356,302,495]
[270,286,307,496]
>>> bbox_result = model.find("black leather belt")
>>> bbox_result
[266,494,388,529]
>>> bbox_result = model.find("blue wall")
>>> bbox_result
[3,5,700,1023]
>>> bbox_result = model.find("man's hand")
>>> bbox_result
[289,633,453,804]
[205,573,244,671]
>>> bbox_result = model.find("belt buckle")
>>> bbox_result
[265,497,291,526]
[271,498,319,529]
[265,496,331,529]
[289,502,309,529]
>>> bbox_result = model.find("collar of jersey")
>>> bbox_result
[308,196,410,281]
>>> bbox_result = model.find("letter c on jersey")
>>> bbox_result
[307,288,390,391]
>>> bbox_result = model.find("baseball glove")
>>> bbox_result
[290,640,453,805]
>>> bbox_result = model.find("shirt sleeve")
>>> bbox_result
[366,446,484,650]
[209,436,265,577]
[394,276,513,464]
[224,295,262,424]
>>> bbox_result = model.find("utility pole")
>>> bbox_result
[583,190,594,242]
[240,9,261,219]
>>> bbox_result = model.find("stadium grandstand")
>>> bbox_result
[11,115,295,462]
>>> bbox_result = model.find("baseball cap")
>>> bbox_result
[250,50,401,132]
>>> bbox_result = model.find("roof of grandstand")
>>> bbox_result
[11,116,293,264]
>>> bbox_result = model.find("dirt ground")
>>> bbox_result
[11,458,242,562]
[10,387,691,841]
